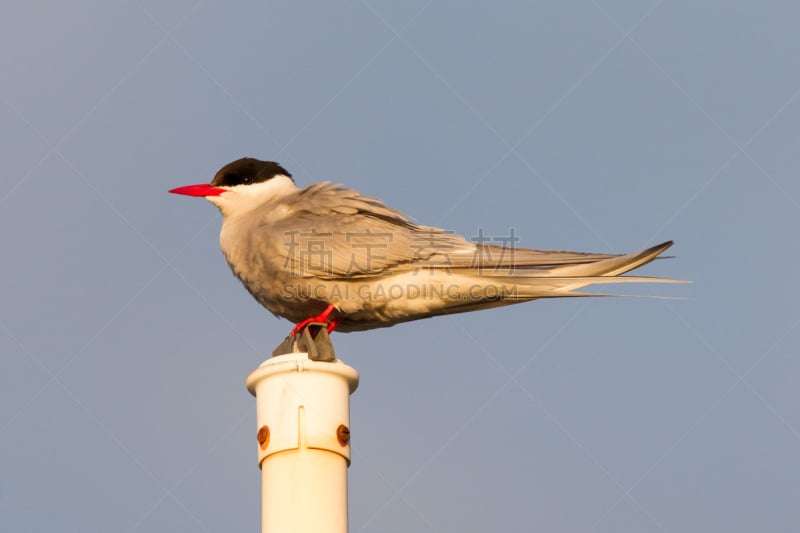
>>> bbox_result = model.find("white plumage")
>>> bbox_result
[170,158,682,333]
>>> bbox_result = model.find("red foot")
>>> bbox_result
[291,305,338,336]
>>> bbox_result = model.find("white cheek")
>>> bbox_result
[211,175,298,218]
[206,195,225,209]
[232,175,297,199]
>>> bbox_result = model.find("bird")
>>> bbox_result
[169,157,681,335]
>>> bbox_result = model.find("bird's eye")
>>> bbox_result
[242,176,253,185]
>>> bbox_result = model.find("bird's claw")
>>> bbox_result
[291,305,339,336]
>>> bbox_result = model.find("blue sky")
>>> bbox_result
[2,1,799,531]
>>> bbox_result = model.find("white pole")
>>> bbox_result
[246,353,359,533]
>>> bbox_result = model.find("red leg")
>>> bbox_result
[326,318,340,333]
[291,304,336,336]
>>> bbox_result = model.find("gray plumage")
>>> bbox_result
[174,158,682,332]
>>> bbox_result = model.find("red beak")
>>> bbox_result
[168,183,227,197]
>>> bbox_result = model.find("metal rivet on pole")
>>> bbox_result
[247,350,359,533]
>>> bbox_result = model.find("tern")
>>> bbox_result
[170,158,681,335]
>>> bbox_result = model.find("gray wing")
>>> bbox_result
[264,182,621,280]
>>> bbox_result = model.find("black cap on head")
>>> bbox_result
[211,158,293,187]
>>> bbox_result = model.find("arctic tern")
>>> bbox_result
[170,158,680,334]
